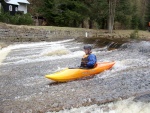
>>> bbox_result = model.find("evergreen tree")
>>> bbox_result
[131,3,139,29]
[32,0,149,30]
[89,0,108,29]
[115,0,133,29]
[28,0,44,15]
[145,0,150,28]
[41,0,88,27]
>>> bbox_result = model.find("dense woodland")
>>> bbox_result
[28,0,150,31]
[0,0,150,31]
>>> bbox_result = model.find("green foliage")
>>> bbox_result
[40,0,89,27]
[89,0,108,28]
[145,1,150,27]
[0,12,11,23]
[130,30,139,39]
[0,11,33,25]
[17,14,33,25]
[1,0,148,29]
[131,3,140,29]
[131,14,139,29]
[28,0,44,15]
[115,0,133,29]
[40,0,109,28]
[33,0,147,29]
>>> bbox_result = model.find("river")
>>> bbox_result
[0,38,150,113]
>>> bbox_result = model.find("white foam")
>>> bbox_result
[49,98,150,113]
[1,39,77,65]
[40,45,70,56]
[0,46,12,65]
[97,61,128,78]
[24,51,82,64]
[5,39,74,50]
[97,57,150,79]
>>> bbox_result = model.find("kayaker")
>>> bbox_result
[80,45,97,68]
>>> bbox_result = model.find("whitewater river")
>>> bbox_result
[0,38,150,113]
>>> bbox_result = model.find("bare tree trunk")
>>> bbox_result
[108,0,117,33]
[73,19,77,27]
[108,0,112,33]
[35,16,39,26]
[112,0,117,30]
[89,19,93,29]
[81,20,84,28]
[102,18,105,29]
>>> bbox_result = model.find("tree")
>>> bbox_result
[115,0,133,29]
[131,3,139,29]
[40,0,88,26]
[138,0,147,29]
[31,0,149,30]
[88,0,108,29]
[108,0,117,33]
[145,0,150,28]
[28,0,44,15]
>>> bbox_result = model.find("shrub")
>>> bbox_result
[0,12,11,23]
[0,12,33,25]
[130,29,139,39]
[17,14,33,25]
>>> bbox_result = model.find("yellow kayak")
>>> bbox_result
[45,62,115,82]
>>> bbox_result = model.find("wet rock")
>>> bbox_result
[133,94,150,103]
[71,88,75,92]
[52,103,59,108]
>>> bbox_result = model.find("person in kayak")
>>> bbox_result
[80,45,97,68]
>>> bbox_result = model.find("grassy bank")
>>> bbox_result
[13,24,150,40]
[15,25,150,40]
[0,23,150,41]
[113,30,150,40]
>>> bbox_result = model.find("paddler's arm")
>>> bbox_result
[87,54,97,68]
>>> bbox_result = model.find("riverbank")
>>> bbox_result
[29,26,150,40]
[0,23,100,42]
[0,23,150,43]
[111,30,150,40]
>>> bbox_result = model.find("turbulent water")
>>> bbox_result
[0,38,150,113]
[51,97,150,113]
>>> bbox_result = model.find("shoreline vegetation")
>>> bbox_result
[0,23,150,49]
[32,25,150,40]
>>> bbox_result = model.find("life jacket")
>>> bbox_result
[80,54,89,67]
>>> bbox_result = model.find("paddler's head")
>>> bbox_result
[84,45,92,55]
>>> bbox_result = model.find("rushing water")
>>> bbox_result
[50,97,150,113]
[0,38,150,113]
